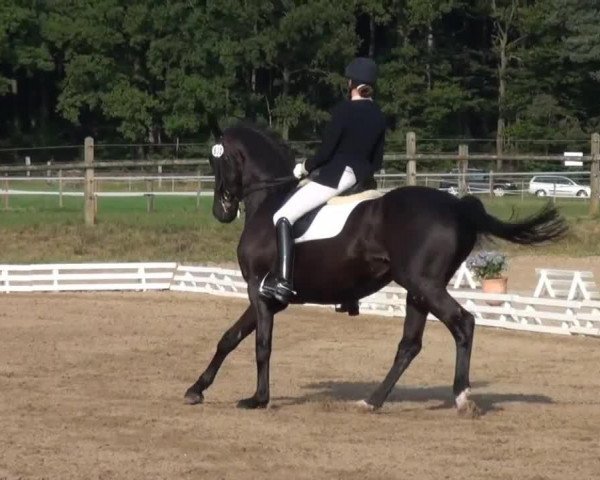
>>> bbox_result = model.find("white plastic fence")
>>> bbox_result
[533,268,599,300]
[0,262,177,292]
[1,262,598,338]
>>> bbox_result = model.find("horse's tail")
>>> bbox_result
[460,195,568,245]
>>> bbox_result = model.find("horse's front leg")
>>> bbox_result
[184,305,256,405]
[237,289,280,409]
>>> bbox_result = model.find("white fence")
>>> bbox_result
[0,263,177,292]
[1,262,598,338]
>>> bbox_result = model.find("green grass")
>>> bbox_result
[0,193,598,264]
[479,196,600,256]
[0,195,242,263]
[481,196,592,220]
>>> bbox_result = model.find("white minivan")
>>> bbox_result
[528,176,591,198]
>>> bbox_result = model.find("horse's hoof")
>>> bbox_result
[184,390,204,405]
[237,397,269,409]
[356,399,376,412]
[457,399,482,419]
[456,389,481,419]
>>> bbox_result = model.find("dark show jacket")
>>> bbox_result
[305,99,386,188]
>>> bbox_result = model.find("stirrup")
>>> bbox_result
[259,273,296,304]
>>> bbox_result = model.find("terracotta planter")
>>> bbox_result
[481,277,508,306]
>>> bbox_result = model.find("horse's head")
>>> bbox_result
[209,123,296,223]
[209,138,243,223]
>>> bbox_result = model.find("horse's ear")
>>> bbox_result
[207,114,223,139]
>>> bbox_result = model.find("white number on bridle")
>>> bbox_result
[211,143,224,158]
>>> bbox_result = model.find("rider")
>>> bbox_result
[259,57,387,305]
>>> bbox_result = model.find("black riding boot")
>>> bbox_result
[259,218,296,304]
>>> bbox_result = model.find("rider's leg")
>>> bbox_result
[259,168,357,304]
[273,168,357,224]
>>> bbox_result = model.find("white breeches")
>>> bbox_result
[273,167,357,225]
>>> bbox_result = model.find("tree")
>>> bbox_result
[1,0,599,149]
[375,0,474,141]
[488,0,530,167]
[559,0,600,81]
[45,0,162,142]
[256,0,358,139]
[0,0,54,138]
[555,0,600,129]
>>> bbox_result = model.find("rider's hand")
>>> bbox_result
[293,162,308,179]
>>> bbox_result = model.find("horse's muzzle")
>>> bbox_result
[213,191,239,223]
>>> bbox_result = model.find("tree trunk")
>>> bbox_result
[282,66,290,140]
[28,77,37,130]
[11,78,20,132]
[496,36,508,171]
[496,119,504,171]
[369,15,376,57]
[40,75,49,141]
[426,24,433,91]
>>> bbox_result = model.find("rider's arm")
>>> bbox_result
[371,130,385,172]
[304,103,346,172]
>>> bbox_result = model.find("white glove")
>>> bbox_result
[293,162,308,179]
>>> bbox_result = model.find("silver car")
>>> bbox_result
[528,175,591,198]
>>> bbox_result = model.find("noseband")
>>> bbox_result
[212,149,296,203]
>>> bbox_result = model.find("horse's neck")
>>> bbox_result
[242,182,295,222]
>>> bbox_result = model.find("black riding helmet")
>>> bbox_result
[344,57,377,85]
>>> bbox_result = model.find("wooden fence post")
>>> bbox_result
[406,131,417,186]
[58,169,64,208]
[3,175,8,210]
[488,170,494,197]
[590,133,600,216]
[145,179,155,213]
[84,137,96,225]
[458,144,469,196]
[196,169,202,210]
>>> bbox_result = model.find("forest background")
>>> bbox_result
[1,0,599,160]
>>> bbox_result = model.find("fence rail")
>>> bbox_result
[2,132,599,222]
[1,262,598,338]
[1,170,595,216]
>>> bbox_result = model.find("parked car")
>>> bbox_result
[439,168,518,196]
[528,176,590,198]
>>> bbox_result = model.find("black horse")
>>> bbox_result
[184,123,567,414]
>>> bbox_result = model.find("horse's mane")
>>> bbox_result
[225,121,297,169]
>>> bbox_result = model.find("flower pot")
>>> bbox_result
[481,277,508,306]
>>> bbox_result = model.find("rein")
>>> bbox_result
[240,175,297,200]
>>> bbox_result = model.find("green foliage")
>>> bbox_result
[0,0,599,149]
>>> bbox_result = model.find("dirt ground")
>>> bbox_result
[1,291,599,480]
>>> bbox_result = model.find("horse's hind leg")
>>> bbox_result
[418,285,480,417]
[363,295,428,410]
[184,306,256,405]
[444,304,479,417]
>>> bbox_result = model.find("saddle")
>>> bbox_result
[288,176,380,317]
[291,176,379,239]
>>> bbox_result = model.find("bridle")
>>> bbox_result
[211,148,297,204]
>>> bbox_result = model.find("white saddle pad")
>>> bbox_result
[295,190,382,244]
